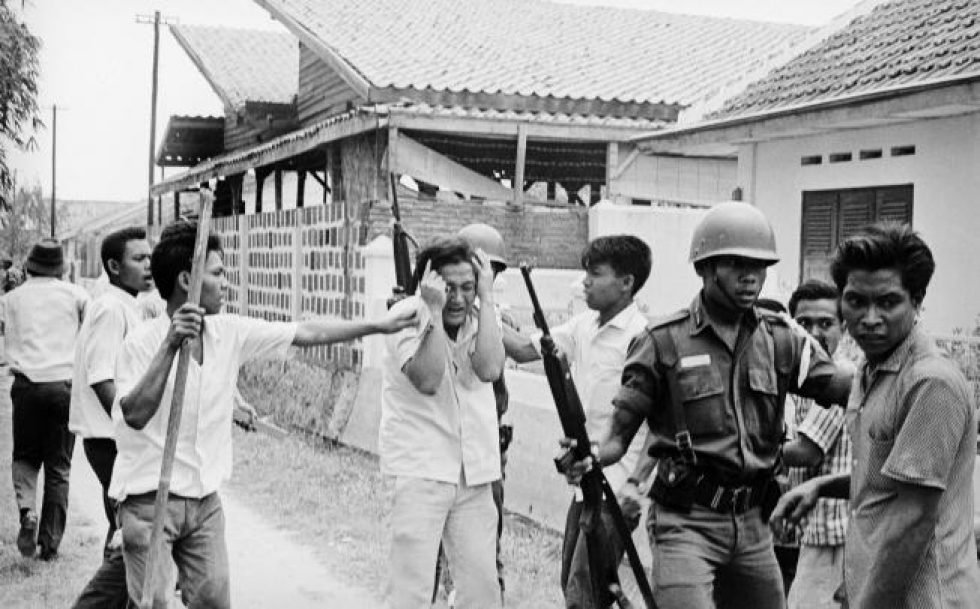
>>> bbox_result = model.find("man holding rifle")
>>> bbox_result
[109,221,416,608]
[563,203,852,609]
[509,235,654,608]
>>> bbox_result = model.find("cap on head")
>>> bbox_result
[25,239,64,277]
[457,223,508,270]
[689,201,779,265]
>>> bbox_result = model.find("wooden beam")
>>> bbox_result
[255,168,267,214]
[391,134,518,201]
[296,170,306,208]
[274,170,283,211]
[388,108,654,142]
[514,124,527,206]
[308,170,326,189]
[610,147,641,180]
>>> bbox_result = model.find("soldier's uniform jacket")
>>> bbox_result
[614,294,851,486]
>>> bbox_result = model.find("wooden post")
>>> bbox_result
[514,124,527,206]
[255,169,266,214]
[296,170,306,209]
[138,189,214,609]
[605,142,618,200]
[274,169,283,211]
[173,191,181,220]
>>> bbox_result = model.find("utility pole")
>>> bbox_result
[136,11,176,228]
[50,104,56,237]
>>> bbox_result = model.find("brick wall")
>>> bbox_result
[365,196,588,269]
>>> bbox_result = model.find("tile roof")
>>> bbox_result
[169,24,298,110]
[256,0,812,111]
[712,0,980,119]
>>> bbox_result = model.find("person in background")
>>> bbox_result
[772,223,980,608]
[782,280,856,609]
[70,227,154,608]
[1,239,89,560]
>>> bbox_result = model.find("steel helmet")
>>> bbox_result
[458,223,508,270]
[689,201,779,265]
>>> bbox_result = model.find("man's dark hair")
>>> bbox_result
[788,279,841,320]
[830,222,935,304]
[100,226,146,275]
[580,235,652,296]
[151,221,222,299]
[411,236,474,290]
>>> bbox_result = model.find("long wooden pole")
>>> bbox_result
[138,189,214,609]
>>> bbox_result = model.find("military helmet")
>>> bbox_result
[689,201,779,265]
[458,223,508,270]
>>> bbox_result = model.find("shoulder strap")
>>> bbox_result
[649,323,697,465]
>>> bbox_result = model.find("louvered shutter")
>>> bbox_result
[838,190,875,241]
[875,185,913,225]
[801,192,837,281]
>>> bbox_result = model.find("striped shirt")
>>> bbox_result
[787,353,854,547]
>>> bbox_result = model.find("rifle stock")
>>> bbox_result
[520,263,657,609]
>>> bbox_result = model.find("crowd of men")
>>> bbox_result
[2,201,978,609]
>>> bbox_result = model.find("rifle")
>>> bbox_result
[521,264,657,609]
[389,173,415,298]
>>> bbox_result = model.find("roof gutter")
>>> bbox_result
[631,71,980,144]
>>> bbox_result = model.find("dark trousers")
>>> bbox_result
[83,437,118,547]
[10,373,74,555]
[73,438,133,609]
[561,499,632,609]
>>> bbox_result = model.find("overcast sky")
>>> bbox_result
[11,0,863,202]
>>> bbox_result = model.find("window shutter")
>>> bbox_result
[801,192,837,281]
[838,190,875,241]
[875,185,913,225]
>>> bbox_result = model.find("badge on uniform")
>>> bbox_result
[679,354,711,369]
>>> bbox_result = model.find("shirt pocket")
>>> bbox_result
[745,367,782,448]
[676,366,727,436]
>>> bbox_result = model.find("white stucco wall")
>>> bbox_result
[739,112,980,333]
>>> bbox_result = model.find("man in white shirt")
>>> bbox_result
[1,239,89,560]
[111,221,416,608]
[381,236,504,609]
[70,226,153,609]
[506,235,653,609]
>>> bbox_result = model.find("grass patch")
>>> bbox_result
[228,426,564,608]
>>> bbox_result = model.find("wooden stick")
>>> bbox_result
[139,189,214,609]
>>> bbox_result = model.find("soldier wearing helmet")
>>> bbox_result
[562,202,853,609]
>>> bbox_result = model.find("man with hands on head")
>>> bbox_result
[110,221,416,609]
[380,236,504,609]
[770,223,980,609]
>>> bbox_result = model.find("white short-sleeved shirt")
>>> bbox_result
[542,302,650,493]
[1,276,89,382]
[70,285,143,438]
[380,296,501,487]
[109,314,296,501]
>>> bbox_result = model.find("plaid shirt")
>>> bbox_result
[787,356,856,547]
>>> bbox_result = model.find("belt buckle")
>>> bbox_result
[731,486,750,513]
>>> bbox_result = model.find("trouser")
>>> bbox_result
[388,475,500,609]
[647,500,785,609]
[10,373,74,555]
[775,545,800,597]
[73,437,132,609]
[560,498,636,609]
[83,437,118,548]
[787,544,844,609]
[491,477,505,593]
[120,491,230,609]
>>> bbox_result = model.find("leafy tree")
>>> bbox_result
[0,182,60,261]
[0,0,42,211]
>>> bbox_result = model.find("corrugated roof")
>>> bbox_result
[257,0,813,109]
[712,0,980,119]
[169,24,298,110]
